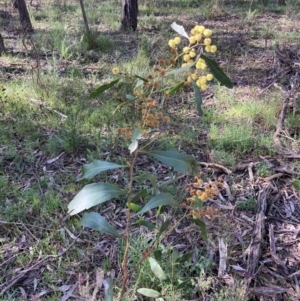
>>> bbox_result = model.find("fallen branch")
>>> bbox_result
[246,185,271,281]
[249,286,300,299]
[199,162,232,174]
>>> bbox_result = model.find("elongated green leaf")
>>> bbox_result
[134,75,148,82]
[68,183,126,215]
[153,249,162,261]
[89,79,120,98]
[192,80,203,116]
[172,250,179,262]
[137,288,161,298]
[131,127,142,141]
[112,98,135,115]
[126,94,135,100]
[176,252,193,263]
[81,160,127,180]
[104,279,114,301]
[135,173,158,188]
[168,82,184,96]
[127,188,147,212]
[127,202,142,212]
[146,151,197,174]
[135,79,144,88]
[158,220,170,238]
[81,212,121,238]
[136,220,156,230]
[176,280,190,289]
[128,127,142,154]
[195,196,204,208]
[130,189,147,204]
[137,193,178,215]
[200,54,233,88]
[166,63,194,76]
[192,218,207,240]
[148,257,167,280]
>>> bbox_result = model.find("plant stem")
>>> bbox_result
[119,147,139,299]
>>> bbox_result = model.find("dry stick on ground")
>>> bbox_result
[246,185,271,283]
[199,162,232,174]
[249,286,300,299]
[217,237,228,278]
[269,224,288,274]
[248,162,254,184]
[273,90,291,151]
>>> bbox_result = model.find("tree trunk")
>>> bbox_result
[79,0,90,32]
[0,34,6,55]
[16,0,33,32]
[12,0,18,9]
[121,0,138,31]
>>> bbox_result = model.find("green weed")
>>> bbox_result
[236,198,257,212]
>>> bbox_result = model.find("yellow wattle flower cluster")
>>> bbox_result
[167,24,218,92]
[168,36,181,48]
[188,25,217,53]
[112,67,119,75]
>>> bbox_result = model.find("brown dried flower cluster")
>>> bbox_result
[182,174,223,220]
[117,127,132,139]
[141,103,170,127]
[191,206,222,220]
[186,176,222,202]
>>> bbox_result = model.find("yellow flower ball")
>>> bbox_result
[182,63,187,67]
[112,67,119,75]
[206,73,214,81]
[200,84,208,91]
[191,73,197,80]
[183,54,190,62]
[191,28,196,35]
[189,50,196,58]
[203,29,213,37]
[210,45,217,53]
[187,76,193,83]
[196,59,207,70]
[205,46,211,52]
[195,33,202,42]
[183,46,190,54]
[204,38,212,46]
[195,25,205,33]
[187,59,194,64]
[168,39,176,48]
[198,76,207,85]
[174,37,181,44]
[189,36,196,44]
